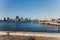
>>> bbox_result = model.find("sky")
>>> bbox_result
[0,0,60,20]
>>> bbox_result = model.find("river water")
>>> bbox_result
[0,22,59,33]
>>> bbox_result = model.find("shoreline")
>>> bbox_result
[40,23,60,26]
[0,31,60,37]
[0,35,59,40]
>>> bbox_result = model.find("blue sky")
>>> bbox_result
[0,0,60,20]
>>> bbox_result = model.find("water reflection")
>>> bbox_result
[0,22,59,32]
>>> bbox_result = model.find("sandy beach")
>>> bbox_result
[0,31,60,40]
[0,35,59,40]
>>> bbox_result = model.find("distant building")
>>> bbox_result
[2,16,32,22]
[18,19,21,21]
[4,18,6,21]
[25,18,28,22]
[56,18,60,25]
[49,20,57,25]
[9,18,16,22]
[51,19,56,22]
[16,16,19,19]
[20,16,24,21]
[7,17,10,21]
[28,18,31,22]
[16,16,19,21]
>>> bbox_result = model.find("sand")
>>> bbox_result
[0,35,59,40]
[0,31,60,40]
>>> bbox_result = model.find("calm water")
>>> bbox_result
[0,22,59,32]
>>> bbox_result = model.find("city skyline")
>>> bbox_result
[0,0,60,20]
[1,16,60,20]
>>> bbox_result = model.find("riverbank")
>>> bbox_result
[0,35,59,40]
[40,22,58,26]
[0,31,60,37]
[0,31,60,40]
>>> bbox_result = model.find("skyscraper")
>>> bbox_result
[16,16,19,19]
[7,17,10,21]
[4,18,6,21]
[16,16,19,21]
